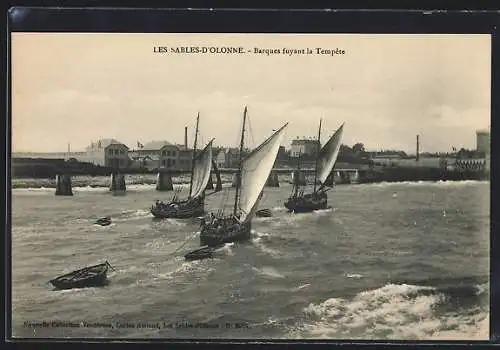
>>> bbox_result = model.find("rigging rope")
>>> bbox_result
[168,231,199,256]
[218,187,229,214]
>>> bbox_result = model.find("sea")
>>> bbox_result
[11,177,490,340]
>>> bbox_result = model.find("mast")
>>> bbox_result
[233,106,247,216]
[188,112,200,198]
[313,118,322,192]
[293,148,302,197]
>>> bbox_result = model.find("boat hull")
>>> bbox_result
[184,245,224,261]
[256,208,272,217]
[284,192,328,213]
[151,197,204,219]
[200,217,251,247]
[49,263,109,290]
[95,217,111,226]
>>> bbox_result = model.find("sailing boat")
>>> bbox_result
[199,106,288,247]
[151,113,217,219]
[284,120,344,213]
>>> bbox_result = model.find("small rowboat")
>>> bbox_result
[95,216,112,226]
[49,261,115,290]
[256,208,272,217]
[184,245,224,261]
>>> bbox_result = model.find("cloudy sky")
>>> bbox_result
[12,33,490,153]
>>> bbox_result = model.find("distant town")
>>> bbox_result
[12,126,490,177]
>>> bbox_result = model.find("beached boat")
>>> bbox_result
[199,106,288,247]
[49,261,115,290]
[284,120,344,213]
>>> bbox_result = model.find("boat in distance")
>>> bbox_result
[199,106,288,247]
[49,261,115,290]
[284,120,344,213]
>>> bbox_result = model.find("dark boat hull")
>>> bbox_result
[151,197,204,219]
[184,245,224,261]
[95,217,111,226]
[256,209,272,217]
[49,263,109,290]
[200,217,251,247]
[284,192,328,213]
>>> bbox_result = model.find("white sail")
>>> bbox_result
[238,123,288,222]
[317,123,345,185]
[190,140,213,199]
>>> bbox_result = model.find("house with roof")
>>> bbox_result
[224,147,252,168]
[214,148,226,169]
[69,138,130,168]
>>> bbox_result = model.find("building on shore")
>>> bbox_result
[214,148,226,169]
[476,129,490,155]
[290,138,319,158]
[79,139,130,168]
[14,139,131,169]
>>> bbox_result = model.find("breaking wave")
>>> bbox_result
[287,283,489,340]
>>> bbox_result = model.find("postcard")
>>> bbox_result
[10,31,490,340]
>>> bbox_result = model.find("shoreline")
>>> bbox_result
[10,176,489,190]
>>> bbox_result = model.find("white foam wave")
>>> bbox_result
[290,283,488,340]
[214,242,235,257]
[151,259,216,283]
[251,266,285,279]
[251,231,281,257]
[344,273,364,279]
[363,180,488,189]
[474,282,489,296]
[272,206,287,212]
[313,208,333,214]
[292,283,311,291]
[115,209,152,221]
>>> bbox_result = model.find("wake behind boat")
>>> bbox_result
[199,106,288,247]
[151,113,221,219]
[284,120,344,213]
[49,261,115,290]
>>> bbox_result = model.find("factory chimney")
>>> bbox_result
[184,126,188,149]
[416,134,420,162]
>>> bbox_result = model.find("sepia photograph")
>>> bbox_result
[10,32,490,340]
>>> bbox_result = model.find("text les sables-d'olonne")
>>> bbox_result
[153,46,346,56]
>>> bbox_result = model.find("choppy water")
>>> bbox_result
[11,180,490,340]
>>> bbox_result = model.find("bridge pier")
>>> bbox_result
[156,172,173,191]
[291,170,306,186]
[348,170,360,184]
[265,172,280,187]
[334,171,342,184]
[55,174,73,196]
[110,173,126,193]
